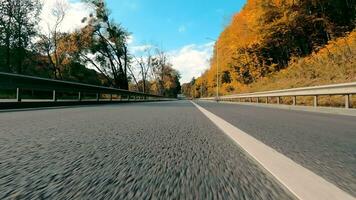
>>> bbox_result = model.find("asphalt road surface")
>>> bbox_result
[196,101,356,197]
[0,101,294,200]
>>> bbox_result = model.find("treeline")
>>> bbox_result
[183,0,355,97]
[247,30,356,92]
[0,0,181,98]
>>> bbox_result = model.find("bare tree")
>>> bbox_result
[128,47,181,97]
[131,48,154,93]
[151,49,170,95]
[37,0,68,79]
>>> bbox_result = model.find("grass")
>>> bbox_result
[220,30,356,108]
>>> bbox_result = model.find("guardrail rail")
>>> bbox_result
[201,82,356,109]
[0,72,172,107]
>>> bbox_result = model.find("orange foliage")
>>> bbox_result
[183,0,355,98]
[248,30,356,92]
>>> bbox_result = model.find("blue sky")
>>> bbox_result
[42,0,245,83]
[106,0,245,51]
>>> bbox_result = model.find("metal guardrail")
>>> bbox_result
[201,82,356,108]
[0,72,170,103]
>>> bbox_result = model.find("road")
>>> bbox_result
[196,101,356,197]
[0,100,354,199]
[0,101,294,199]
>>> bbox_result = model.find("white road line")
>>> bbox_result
[191,101,355,200]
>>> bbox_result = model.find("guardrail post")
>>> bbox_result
[314,96,318,107]
[292,96,296,106]
[16,88,21,102]
[256,97,259,103]
[277,97,280,104]
[53,90,57,102]
[350,94,353,108]
[78,92,82,101]
[266,97,269,104]
[96,93,100,102]
[345,94,351,109]
[110,94,113,101]
[127,95,130,101]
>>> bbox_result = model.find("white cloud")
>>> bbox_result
[128,42,213,83]
[168,42,214,83]
[39,0,92,34]
[126,35,134,45]
[130,45,154,54]
[127,34,157,55]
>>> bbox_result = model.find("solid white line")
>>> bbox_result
[191,101,355,200]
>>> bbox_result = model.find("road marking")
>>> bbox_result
[191,101,355,200]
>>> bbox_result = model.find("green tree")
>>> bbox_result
[78,0,130,89]
[0,0,41,73]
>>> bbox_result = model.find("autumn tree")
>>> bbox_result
[36,0,68,79]
[149,49,181,98]
[181,83,192,98]
[194,0,356,96]
[132,48,154,93]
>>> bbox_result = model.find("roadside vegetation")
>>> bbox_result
[0,0,181,98]
[182,0,356,104]
[246,31,356,92]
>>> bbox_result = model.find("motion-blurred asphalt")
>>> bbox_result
[197,101,356,197]
[0,101,294,199]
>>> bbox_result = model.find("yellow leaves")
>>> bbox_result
[248,29,356,92]
[149,81,160,95]
[187,0,355,99]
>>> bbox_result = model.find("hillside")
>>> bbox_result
[246,31,356,93]
[183,0,356,99]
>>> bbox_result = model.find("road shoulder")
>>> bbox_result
[191,101,355,200]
